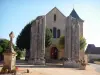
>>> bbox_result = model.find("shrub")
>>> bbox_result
[16,50,22,59]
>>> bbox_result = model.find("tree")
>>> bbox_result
[16,50,23,60]
[45,28,53,48]
[80,36,87,50]
[16,21,33,60]
[0,46,3,53]
[16,21,33,50]
[16,20,53,60]
[0,46,3,61]
[0,39,23,60]
[16,20,53,49]
[58,36,65,49]
[58,36,86,50]
[0,39,9,52]
[0,39,9,60]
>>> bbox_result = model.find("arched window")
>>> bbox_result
[57,29,60,38]
[53,27,56,38]
[50,29,52,33]
[54,14,56,21]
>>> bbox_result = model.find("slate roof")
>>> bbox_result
[70,9,84,22]
[85,44,100,54]
[36,15,45,20]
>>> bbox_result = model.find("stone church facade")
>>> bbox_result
[45,7,83,60]
[28,7,84,65]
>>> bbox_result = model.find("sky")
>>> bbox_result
[0,0,100,47]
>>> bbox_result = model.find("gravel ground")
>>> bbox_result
[0,64,100,75]
[14,65,100,75]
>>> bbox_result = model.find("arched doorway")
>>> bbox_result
[50,47,58,59]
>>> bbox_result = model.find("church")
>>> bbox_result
[28,7,84,64]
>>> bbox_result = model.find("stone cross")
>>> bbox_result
[1,31,17,73]
[9,31,14,51]
[9,31,14,42]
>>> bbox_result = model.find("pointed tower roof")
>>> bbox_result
[70,9,84,22]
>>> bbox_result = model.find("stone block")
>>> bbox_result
[63,60,79,68]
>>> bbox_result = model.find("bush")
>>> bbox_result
[0,39,9,61]
[16,50,22,60]
[0,46,3,53]
[0,39,9,53]
[58,36,65,49]
[58,36,87,50]
[94,59,100,61]
[80,36,87,50]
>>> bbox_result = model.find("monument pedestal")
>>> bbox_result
[63,60,79,68]
[3,51,17,71]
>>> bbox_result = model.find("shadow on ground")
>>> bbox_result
[0,60,79,69]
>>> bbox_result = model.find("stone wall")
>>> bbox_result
[28,16,46,65]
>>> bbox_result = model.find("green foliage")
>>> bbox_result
[0,39,9,53]
[58,36,65,49]
[0,46,3,53]
[16,50,22,59]
[16,20,35,50]
[80,36,87,50]
[21,49,26,57]
[0,39,16,60]
[94,59,100,61]
[16,20,53,50]
[58,36,87,50]
[45,28,53,48]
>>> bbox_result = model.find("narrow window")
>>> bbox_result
[53,27,56,38]
[38,22,39,33]
[50,29,52,33]
[54,14,56,21]
[57,29,60,38]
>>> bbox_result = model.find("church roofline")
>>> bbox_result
[69,9,84,22]
[34,7,84,22]
[46,7,66,18]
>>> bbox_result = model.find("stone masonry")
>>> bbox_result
[64,16,80,68]
[28,7,84,66]
[28,16,46,65]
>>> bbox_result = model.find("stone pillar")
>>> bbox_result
[64,16,72,59]
[64,16,80,68]
[28,16,46,65]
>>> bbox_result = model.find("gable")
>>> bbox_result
[46,7,66,17]
[45,7,66,27]
[85,44,100,54]
[45,7,66,36]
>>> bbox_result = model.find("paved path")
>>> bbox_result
[90,63,100,73]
